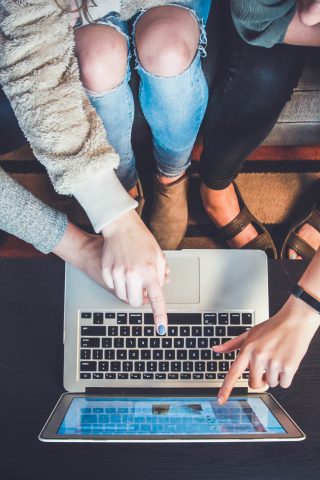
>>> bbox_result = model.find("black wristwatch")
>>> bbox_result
[291,285,320,314]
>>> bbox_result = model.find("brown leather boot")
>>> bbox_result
[149,174,189,250]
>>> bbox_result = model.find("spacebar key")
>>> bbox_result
[168,313,202,325]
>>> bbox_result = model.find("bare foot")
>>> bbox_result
[200,183,259,248]
[288,222,320,259]
[299,0,320,26]
[158,171,186,185]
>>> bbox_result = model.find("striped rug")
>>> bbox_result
[0,142,319,257]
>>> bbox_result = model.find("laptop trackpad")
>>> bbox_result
[163,256,200,304]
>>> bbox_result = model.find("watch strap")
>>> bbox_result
[291,285,320,314]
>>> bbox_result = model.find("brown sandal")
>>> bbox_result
[217,183,277,259]
[280,180,320,261]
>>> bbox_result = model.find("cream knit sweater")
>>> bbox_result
[0,0,173,252]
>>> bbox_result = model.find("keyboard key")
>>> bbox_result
[105,312,115,319]
[118,373,129,379]
[168,326,178,336]
[147,362,157,372]
[105,373,116,379]
[117,350,127,360]
[165,350,175,360]
[225,352,235,360]
[168,374,179,379]
[114,338,124,348]
[218,313,229,325]
[153,350,163,360]
[195,362,205,372]
[81,338,100,348]
[212,351,223,360]
[81,312,92,319]
[102,338,112,348]
[162,338,172,348]
[130,373,141,380]
[144,313,154,324]
[193,373,204,380]
[167,313,201,325]
[198,338,208,348]
[204,327,214,336]
[132,326,142,336]
[138,338,148,348]
[227,326,250,337]
[159,362,169,372]
[129,313,142,324]
[111,362,121,372]
[180,373,191,380]
[135,362,145,372]
[98,362,109,372]
[192,326,202,336]
[171,362,181,372]
[108,326,118,336]
[183,362,193,372]
[144,327,154,336]
[104,350,115,360]
[123,362,133,372]
[205,373,216,380]
[186,338,196,348]
[189,350,199,360]
[216,326,226,336]
[93,373,103,379]
[180,326,190,336]
[126,338,136,348]
[93,313,103,324]
[81,326,106,336]
[80,349,91,360]
[143,373,154,380]
[174,338,184,348]
[80,361,96,371]
[201,350,211,360]
[209,338,220,347]
[150,338,160,348]
[207,361,218,372]
[219,362,229,372]
[120,326,130,336]
[242,372,250,379]
[155,373,166,379]
[80,372,91,379]
[117,313,127,324]
[230,313,241,325]
[222,337,232,344]
[177,350,187,360]
[203,313,217,325]
[141,350,151,360]
[218,373,226,379]
[92,349,103,360]
[129,350,139,360]
[242,313,253,325]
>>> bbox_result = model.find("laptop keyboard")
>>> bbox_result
[79,312,252,383]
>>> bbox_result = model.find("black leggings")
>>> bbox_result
[200,3,307,190]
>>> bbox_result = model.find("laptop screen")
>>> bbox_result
[57,397,286,437]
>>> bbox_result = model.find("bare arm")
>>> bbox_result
[284,1,320,45]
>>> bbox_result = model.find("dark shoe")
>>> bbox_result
[216,182,277,259]
[281,179,320,260]
[149,174,189,250]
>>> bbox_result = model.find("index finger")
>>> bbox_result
[146,279,167,336]
[217,353,249,404]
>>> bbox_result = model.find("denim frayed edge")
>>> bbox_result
[131,3,208,74]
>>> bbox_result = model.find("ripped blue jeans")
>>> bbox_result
[83,1,211,191]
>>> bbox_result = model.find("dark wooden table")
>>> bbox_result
[1,258,319,480]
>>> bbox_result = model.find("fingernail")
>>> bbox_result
[289,252,297,260]
[217,396,225,405]
[157,324,166,336]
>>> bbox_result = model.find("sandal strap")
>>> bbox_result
[241,232,274,253]
[307,207,320,232]
[286,232,316,260]
[218,206,254,241]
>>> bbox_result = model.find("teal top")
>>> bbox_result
[230,0,297,48]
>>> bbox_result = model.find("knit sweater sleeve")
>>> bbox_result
[230,0,297,48]
[0,0,136,233]
[0,167,68,253]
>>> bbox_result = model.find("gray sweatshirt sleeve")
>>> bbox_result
[230,0,297,48]
[0,168,68,254]
[0,0,136,233]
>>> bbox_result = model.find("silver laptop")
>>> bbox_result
[39,249,305,442]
